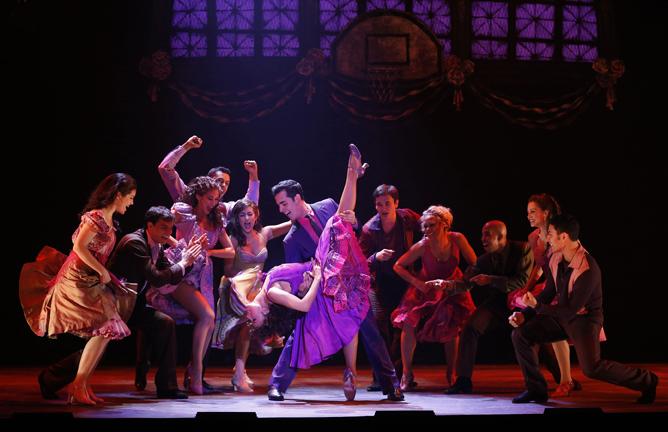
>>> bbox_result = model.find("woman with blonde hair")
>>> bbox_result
[392,205,477,390]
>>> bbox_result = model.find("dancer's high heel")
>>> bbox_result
[348,143,369,177]
[183,364,192,391]
[231,372,254,393]
[67,383,96,406]
[343,368,356,401]
[86,385,105,404]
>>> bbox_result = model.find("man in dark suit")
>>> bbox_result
[37,206,200,400]
[107,206,202,399]
[266,179,404,401]
[509,214,658,404]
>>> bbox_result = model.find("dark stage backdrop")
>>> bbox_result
[7,1,666,367]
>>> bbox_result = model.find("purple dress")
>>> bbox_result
[265,215,371,369]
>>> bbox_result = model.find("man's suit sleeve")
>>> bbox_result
[123,239,184,287]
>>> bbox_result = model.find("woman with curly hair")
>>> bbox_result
[210,198,291,392]
[20,173,137,405]
[392,205,477,390]
[147,176,235,394]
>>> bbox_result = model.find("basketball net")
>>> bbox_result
[366,66,401,103]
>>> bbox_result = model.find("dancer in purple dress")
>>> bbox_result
[246,144,377,401]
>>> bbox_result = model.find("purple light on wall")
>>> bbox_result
[320,0,357,32]
[263,0,299,31]
[516,3,554,39]
[414,0,451,35]
[367,0,406,12]
[217,33,255,56]
[216,0,254,30]
[472,39,508,59]
[439,37,452,56]
[263,34,299,56]
[171,32,207,57]
[563,44,597,62]
[563,5,597,41]
[516,41,554,61]
[472,1,508,37]
[173,0,207,29]
[320,34,336,56]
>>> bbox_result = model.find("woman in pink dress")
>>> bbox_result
[19,173,137,405]
[146,176,235,394]
[519,193,581,397]
[392,206,477,389]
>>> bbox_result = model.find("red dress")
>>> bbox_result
[391,235,476,343]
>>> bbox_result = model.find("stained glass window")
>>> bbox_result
[172,0,300,58]
[171,0,208,57]
[414,0,452,56]
[367,0,406,12]
[319,0,358,56]
[562,3,598,61]
[471,1,598,62]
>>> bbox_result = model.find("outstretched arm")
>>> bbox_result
[158,135,202,201]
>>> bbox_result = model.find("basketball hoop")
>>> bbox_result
[367,66,401,103]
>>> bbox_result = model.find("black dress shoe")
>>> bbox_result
[202,380,214,390]
[156,389,188,399]
[386,387,405,401]
[37,371,60,400]
[366,383,382,392]
[637,372,659,404]
[571,378,583,391]
[446,376,473,395]
[512,390,549,404]
[135,366,148,391]
[267,386,284,401]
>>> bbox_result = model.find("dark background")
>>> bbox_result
[7,1,666,367]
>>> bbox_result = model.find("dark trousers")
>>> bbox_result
[39,349,82,394]
[270,308,400,393]
[129,306,179,392]
[369,288,403,380]
[512,314,654,395]
[458,304,561,382]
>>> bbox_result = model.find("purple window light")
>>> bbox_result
[263,33,300,56]
[173,0,208,29]
[263,0,299,31]
[171,32,207,57]
[414,0,451,35]
[563,44,597,62]
[217,33,255,57]
[320,34,336,56]
[563,5,597,41]
[367,0,406,12]
[471,39,508,59]
[516,3,554,39]
[216,0,254,30]
[472,1,508,37]
[439,37,452,56]
[320,0,357,32]
[516,41,554,61]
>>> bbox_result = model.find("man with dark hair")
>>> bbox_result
[267,177,404,402]
[508,214,658,404]
[158,135,259,223]
[106,206,202,398]
[359,184,421,390]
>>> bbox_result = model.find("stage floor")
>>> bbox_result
[1,364,666,420]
